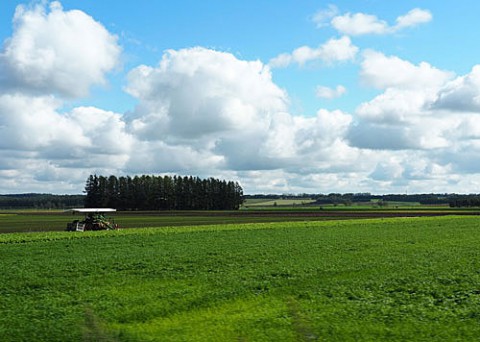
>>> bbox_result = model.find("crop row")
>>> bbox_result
[1,208,479,234]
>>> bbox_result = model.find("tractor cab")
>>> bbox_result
[66,208,117,231]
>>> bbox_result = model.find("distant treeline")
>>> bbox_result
[313,193,452,206]
[84,174,244,210]
[448,196,480,208]
[0,194,84,209]
[2,190,480,210]
[245,193,480,207]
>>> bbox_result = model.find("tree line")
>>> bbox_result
[245,193,480,207]
[311,193,455,205]
[0,194,84,209]
[84,174,244,210]
[449,196,480,208]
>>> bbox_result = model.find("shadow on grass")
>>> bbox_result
[82,307,118,342]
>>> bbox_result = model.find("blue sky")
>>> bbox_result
[1,0,480,194]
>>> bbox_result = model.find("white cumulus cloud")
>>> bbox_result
[331,12,389,36]
[126,47,356,175]
[349,52,480,187]
[0,93,132,164]
[395,8,433,30]
[0,94,134,192]
[316,85,346,99]
[311,4,339,28]
[269,36,358,68]
[0,1,120,98]
[360,50,453,90]
[126,47,287,144]
[432,65,480,112]
[0,1,128,193]
[330,8,432,36]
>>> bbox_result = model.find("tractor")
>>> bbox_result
[66,208,118,231]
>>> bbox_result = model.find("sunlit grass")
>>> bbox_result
[1,216,480,340]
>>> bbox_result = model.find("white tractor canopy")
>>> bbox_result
[67,208,117,213]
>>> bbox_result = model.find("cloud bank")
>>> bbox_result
[0,1,358,194]
[1,1,480,195]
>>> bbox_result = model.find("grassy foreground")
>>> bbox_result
[1,216,480,341]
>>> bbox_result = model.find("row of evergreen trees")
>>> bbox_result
[84,174,244,210]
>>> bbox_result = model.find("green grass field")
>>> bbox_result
[1,216,480,341]
[243,198,317,207]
